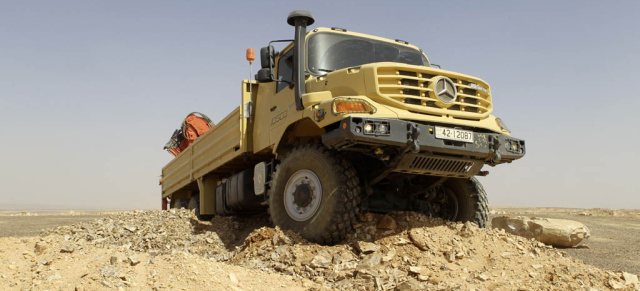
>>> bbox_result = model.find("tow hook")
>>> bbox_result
[369,122,422,186]
[407,123,421,153]
[486,135,502,165]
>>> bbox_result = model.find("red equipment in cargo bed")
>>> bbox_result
[164,112,214,156]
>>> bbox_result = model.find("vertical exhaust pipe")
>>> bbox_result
[287,10,314,111]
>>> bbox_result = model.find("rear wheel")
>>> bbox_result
[269,144,360,245]
[189,195,214,221]
[170,198,189,209]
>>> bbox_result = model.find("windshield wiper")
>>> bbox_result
[317,68,335,73]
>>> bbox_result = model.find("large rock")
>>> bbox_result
[377,215,397,230]
[491,216,590,247]
[408,228,432,251]
[357,253,382,269]
[310,251,332,268]
[355,241,380,254]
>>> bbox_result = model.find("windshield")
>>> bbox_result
[307,31,429,75]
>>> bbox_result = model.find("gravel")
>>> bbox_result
[1,208,638,290]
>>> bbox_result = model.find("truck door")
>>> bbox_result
[252,47,301,153]
[269,49,295,144]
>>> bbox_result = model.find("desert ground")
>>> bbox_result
[492,207,640,276]
[0,208,638,290]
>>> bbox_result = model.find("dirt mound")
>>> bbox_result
[229,212,636,290]
[40,209,240,258]
[2,209,638,290]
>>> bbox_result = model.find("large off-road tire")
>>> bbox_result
[189,195,214,221]
[443,177,489,227]
[170,198,189,209]
[269,144,360,245]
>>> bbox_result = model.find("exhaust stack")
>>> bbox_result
[287,10,314,111]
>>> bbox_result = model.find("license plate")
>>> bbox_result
[435,126,474,143]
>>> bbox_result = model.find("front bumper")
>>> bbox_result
[322,117,526,177]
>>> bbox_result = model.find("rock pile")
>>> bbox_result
[39,209,261,258]
[21,209,639,290]
[228,212,634,290]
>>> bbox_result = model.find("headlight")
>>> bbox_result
[506,139,523,153]
[362,120,390,136]
[364,123,374,134]
[332,98,377,114]
[378,124,388,134]
[495,118,511,133]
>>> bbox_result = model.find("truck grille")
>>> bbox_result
[376,67,492,119]
[395,153,484,178]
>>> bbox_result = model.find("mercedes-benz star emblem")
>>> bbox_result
[434,77,457,104]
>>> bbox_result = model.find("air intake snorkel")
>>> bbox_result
[287,10,315,111]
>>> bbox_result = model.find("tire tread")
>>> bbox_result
[269,144,360,245]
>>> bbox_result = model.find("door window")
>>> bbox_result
[277,49,294,93]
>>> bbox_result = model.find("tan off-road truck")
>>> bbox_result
[160,10,525,244]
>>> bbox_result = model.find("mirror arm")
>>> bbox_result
[266,40,294,82]
[276,76,293,87]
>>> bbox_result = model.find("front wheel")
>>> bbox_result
[268,145,360,245]
[441,177,489,227]
[170,197,189,209]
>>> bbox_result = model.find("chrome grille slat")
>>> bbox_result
[378,75,436,82]
[457,93,491,103]
[376,67,492,119]
[378,84,434,92]
[383,94,438,102]
[381,94,490,111]
[452,102,490,111]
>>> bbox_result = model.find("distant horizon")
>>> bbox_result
[2,204,638,212]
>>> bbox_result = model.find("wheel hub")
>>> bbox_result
[293,183,312,208]
[417,187,459,221]
[284,170,323,222]
[433,188,459,220]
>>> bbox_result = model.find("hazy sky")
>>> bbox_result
[1,1,639,210]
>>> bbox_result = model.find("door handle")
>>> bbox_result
[270,106,277,112]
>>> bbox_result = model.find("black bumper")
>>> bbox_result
[322,117,526,165]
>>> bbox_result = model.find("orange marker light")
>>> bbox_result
[336,102,366,113]
[246,48,255,62]
[332,98,377,114]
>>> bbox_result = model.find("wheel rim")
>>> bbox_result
[284,169,323,222]
[433,188,459,221]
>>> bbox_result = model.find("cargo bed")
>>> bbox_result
[161,81,255,198]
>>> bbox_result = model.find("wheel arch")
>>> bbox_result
[272,117,325,158]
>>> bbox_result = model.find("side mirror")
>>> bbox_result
[260,46,276,69]
[256,46,278,82]
[256,69,273,82]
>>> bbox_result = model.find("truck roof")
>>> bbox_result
[309,27,425,54]
[274,27,430,64]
